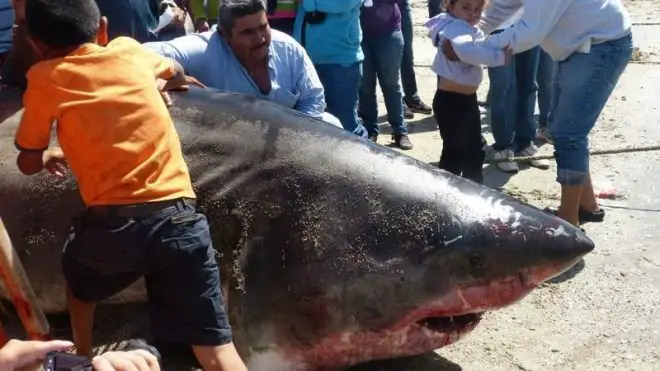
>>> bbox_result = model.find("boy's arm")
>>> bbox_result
[14,81,56,175]
[477,0,523,35]
[444,23,507,67]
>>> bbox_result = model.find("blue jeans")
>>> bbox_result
[316,62,368,138]
[428,0,443,17]
[488,45,540,152]
[359,31,408,136]
[400,1,419,102]
[551,33,633,186]
[537,49,557,127]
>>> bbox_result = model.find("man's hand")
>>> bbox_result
[503,45,513,64]
[157,75,205,107]
[43,147,67,177]
[0,339,73,371]
[441,39,460,62]
[170,7,187,27]
[92,350,160,371]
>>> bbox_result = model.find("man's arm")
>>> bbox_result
[485,0,571,53]
[477,0,523,35]
[14,77,56,176]
[142,33,209,74]
[443,23,507,67]
[301,0,363,14]
[293,47,326,118]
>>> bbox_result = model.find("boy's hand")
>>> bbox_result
[42,147,67,177]
[157,75,205,107]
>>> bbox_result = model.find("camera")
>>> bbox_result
[43,352,93,371]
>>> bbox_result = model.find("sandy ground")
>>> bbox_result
[354,0,660,370]
[2,1,659,370]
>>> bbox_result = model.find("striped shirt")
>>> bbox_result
[269,0,296,20]
[0,0,13,54]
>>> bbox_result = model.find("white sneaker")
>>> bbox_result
[517,144,550,169]
[493,149,519,173]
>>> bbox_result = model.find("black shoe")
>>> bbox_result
[393,134,413,150]
[405,98,432,114]
[404,105,415,119]
[368,133,378,142]
[544,207,606,224]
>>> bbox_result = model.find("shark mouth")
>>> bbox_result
[415,312,483,334]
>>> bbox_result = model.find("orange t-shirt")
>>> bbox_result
[15,37,195,206]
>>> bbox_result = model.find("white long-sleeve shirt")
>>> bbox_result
[479,0,631,62]
[425,13,507,87]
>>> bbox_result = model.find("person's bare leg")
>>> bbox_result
[192,343,248,371]
[579,173,600,212]
[557,184,582,227]
[66,284,95,358]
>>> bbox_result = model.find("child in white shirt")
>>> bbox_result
[425,0,510,184]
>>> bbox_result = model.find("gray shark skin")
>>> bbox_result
[0,87,594,370]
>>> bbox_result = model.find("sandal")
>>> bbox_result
[543,207,606,224]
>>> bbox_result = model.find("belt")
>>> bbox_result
[87,198,196,218]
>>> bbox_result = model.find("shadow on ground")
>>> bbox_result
[346,352,462,371]
[1,303,464,371]
[545,258,587,285]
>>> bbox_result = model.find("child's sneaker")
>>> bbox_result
[493,149,519,173]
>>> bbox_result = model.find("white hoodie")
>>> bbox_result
[479,0,631,61]
[425,13,507,87]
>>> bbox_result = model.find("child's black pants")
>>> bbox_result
[432,89,485,184]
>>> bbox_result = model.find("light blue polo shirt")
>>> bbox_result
[0,0,13,54]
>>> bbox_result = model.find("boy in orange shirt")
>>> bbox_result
[14,0,247,370]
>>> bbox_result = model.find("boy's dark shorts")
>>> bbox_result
[61,198,232,346]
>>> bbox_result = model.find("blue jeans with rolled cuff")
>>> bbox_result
[551,33,633,186]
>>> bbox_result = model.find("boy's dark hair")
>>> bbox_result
[25,0,101,49]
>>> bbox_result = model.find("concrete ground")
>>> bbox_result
[354,0,660,369]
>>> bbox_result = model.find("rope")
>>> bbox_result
[486,144,660,164]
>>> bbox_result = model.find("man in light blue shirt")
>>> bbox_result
[0,0,13,65]
[145,0,341,127]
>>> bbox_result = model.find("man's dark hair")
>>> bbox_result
[218,0,267,36]
[25,0,101,49]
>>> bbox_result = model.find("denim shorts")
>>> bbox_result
[550,33,633,186]
[61,198,232,346]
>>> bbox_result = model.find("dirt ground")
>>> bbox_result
[356,0,660,370]
[2,1,659,370]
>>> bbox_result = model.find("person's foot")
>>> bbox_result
[493,149,519,173]
[393,134,413,150]
[405,98,432,115]
[368,133,378,142]
[544,206,606,224]
[516,144,550,169]
[403,105,414,119]
[536,126,553,144]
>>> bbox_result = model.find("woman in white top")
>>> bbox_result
[476,0,632,227]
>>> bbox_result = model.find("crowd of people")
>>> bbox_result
[0,0,633,369]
